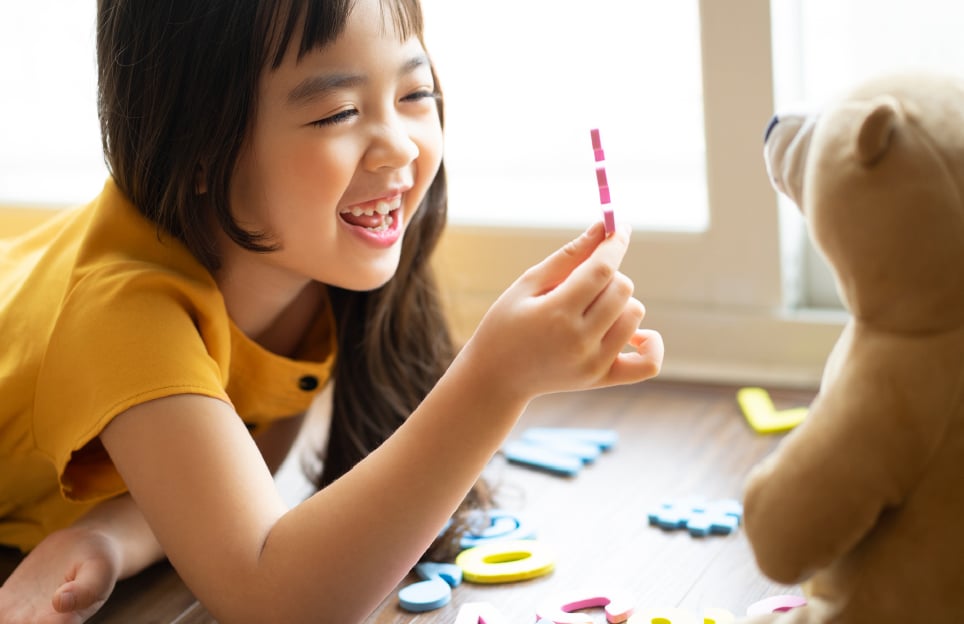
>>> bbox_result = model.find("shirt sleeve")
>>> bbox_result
[33,264,233,502]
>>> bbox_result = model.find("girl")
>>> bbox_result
[0,0,663,622]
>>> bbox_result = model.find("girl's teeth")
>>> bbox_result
[348,200,394,217]
[368,215,394,232]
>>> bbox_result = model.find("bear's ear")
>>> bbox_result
[854,95,901,165]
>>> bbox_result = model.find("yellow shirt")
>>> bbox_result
[0,179,336,551]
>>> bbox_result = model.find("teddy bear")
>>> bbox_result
[741,71,964,623]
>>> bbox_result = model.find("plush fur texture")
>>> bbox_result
[742,72,964,623]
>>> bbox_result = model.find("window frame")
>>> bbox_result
[433,0,844,388]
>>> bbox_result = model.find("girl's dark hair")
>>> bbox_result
[96,0,492,560]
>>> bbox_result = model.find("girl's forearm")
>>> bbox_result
[73,494,165,579]
[256,351,529,622]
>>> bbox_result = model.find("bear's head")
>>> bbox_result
[764,72,964,333]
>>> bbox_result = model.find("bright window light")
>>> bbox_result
[771,0,964,109]
[421,1,708,231]
[0,2,104,206]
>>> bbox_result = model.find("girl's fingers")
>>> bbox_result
[521,221,607,295]
[598,297,645,354]
[549,224,632,312]
[52,588,72,612]
[53,559,113,614]
[606,329,665,386]
[583,272,637,336]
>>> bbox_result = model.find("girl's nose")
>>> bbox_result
[364,120,420,170]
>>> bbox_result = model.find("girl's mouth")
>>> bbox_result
[338,197,401,233]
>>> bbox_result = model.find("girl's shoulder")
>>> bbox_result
[22,178,231,427]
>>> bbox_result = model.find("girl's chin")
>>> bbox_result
[331,266,400,293]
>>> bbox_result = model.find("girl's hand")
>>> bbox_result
[462,221,664,404]
[0,494,164,624]
[0,527,120,624]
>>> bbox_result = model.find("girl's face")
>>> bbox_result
[225,0,443,292]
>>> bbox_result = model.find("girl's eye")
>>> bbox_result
[402,89,439,104]
[312,108,358,127]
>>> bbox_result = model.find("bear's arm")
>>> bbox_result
[743,326,957,584]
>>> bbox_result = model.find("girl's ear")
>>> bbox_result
[194,164,208,195]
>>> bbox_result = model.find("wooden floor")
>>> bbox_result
[1,380,817,623]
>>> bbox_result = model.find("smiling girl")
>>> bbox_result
[0,0,663,622]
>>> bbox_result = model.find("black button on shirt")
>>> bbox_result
[298,375,319,391]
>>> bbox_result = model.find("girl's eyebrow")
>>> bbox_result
[286,54,431,106]
[288,72,364,105]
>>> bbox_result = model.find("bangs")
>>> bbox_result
[264,0,424,70]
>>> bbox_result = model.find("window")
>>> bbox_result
[425,1,842,387]
[424,0,964,386]
[0,2,104,206]
[421,0,708,232]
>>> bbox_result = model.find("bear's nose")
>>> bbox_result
[763,114,780,143]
